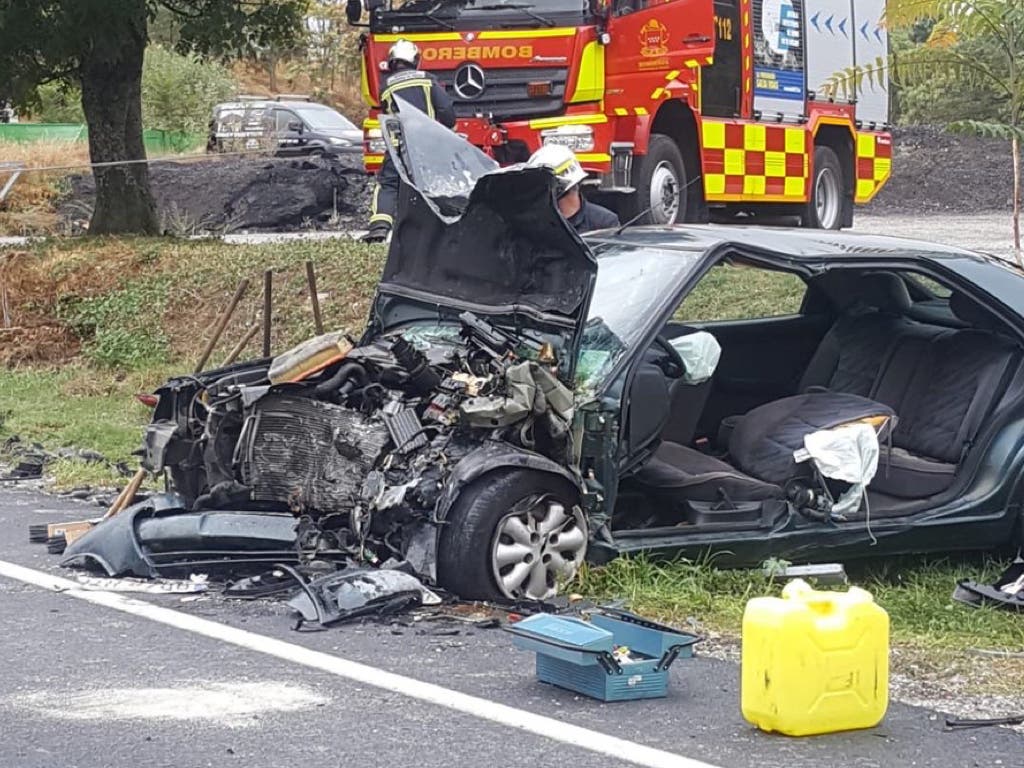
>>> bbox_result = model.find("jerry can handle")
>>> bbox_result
[782,578,841,608]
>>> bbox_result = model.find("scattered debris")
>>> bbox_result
[953,557,1024,612]
[762,560,848,586]
[287,565,442,629]
[945,713,1024,730]
[71,573,208,594]
[59,501,305,578]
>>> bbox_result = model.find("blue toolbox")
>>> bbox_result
[505,608,702,702]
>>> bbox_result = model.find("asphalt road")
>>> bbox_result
[0,485,1021,768]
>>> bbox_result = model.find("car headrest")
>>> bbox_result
[950,292,1002,331]
[817,271,912,314]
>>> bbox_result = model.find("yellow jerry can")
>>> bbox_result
[741,578,889,736]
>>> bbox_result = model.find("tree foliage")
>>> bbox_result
[0,0,308,235]
[142,45,236,134]
[882,0,1024,262]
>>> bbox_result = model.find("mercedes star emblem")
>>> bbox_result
[453,63,486,100]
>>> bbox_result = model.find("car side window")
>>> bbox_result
[675,263,807,322]
[276,109,299,132]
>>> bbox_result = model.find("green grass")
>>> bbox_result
[676,264,807,322]
[0,365,175,487]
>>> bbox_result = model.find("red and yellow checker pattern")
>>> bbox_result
[700,121,809,202]
[855,132,893,203]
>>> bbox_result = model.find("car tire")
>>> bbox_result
[621,134,688,226]
[802,146,845,230]
[436,469,587,602]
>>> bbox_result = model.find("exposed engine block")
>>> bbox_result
[238,393,391,514]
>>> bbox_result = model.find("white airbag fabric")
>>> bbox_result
[796,422,881,516]
[669,331,722,385]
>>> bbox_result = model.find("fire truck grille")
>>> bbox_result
[438,67,568,120]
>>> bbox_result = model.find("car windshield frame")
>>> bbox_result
[294,107,357,132]
[575,242,706,395]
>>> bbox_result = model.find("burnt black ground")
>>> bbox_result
[59,152,373,234]
[0,484,1020,768]
[865,125,1022,215]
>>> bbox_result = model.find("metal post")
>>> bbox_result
[194,278,249,374]
[305,260,324,335]
[262,269,273,357]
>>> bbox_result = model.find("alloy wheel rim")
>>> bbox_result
[490,496,588,601]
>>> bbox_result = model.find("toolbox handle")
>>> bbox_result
[596,606,705,643]
[503,626,624,675]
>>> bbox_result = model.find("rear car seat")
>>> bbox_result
[718,273,913,448]
[869,293,1021,498]
[631,281,1020,509]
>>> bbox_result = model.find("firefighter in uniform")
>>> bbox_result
[364,39,457,242]
[527,144,620,233]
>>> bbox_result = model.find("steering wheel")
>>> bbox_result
[651,335,687,380]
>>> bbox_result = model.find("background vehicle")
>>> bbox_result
[350,0,892,229]
[207,96,363,156]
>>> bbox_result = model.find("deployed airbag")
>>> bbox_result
[669,331,721,385]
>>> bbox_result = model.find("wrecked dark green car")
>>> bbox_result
[64,106,1024,601]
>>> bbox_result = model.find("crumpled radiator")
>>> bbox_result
[238,393,390,514]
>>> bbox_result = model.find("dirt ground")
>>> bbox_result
[866,125,1021,215]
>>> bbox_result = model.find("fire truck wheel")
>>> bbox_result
[631,134,687,225]
[803,146,844,230]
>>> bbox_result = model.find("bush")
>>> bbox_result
[57,280,170,369]
[33,82,85,123]
[142,45,237,135]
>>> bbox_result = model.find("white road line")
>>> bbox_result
[0,559,722,768]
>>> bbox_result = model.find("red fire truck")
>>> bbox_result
[348,0,891,228]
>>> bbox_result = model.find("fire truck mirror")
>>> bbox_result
[346,0,362,23]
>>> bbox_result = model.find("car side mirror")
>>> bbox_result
[346,0,362,23]
[287,121,304,133]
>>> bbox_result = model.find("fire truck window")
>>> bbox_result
[702,0,742,118]
[674,263,806,322]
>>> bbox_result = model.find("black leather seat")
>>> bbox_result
[869,294,1020,498]
[634,279,1021,507]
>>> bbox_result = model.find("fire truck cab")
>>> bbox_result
[350,0,891,229]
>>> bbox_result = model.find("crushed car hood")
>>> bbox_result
[377,101,598,329]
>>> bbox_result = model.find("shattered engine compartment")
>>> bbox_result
[99,312,577,582]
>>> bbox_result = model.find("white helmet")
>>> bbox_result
[527,144,587,196]
[387,39,420,70]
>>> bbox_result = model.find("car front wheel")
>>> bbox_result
[436,470,588,602]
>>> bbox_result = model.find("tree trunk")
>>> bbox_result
[268,52,280,93]
[1014,134,1022,266]
[79,1,159,235]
